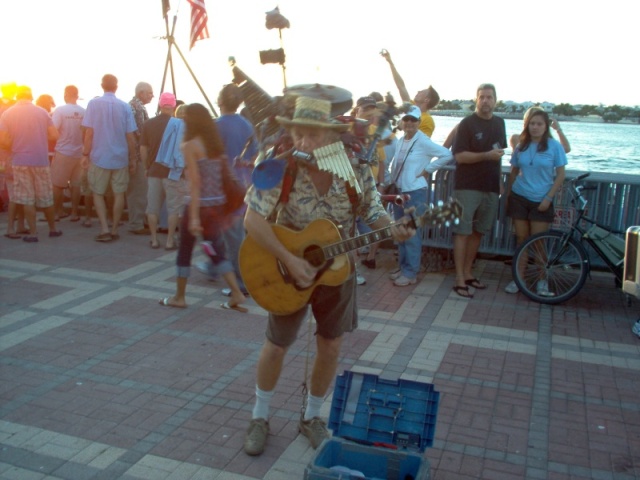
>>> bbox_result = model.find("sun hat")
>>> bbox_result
[276,96,349,131]
[159,92,177,108]
[403,105,422,121]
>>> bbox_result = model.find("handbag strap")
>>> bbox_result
[392,137,417,185]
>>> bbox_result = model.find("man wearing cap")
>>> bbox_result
[127,82,154,235]
[381,49,440,137]
[242,95,416,456]
[140,92,187,250]
[387,106,454,286]
[81,74,137,242]
[451,83,506,298]
[0,86,61,242]
[51,85,86,222]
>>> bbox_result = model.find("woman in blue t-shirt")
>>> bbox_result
[504,108,568,296]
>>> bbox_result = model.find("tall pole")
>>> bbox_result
[158,9,218,117]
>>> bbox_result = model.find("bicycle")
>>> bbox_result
[511,173,626,304]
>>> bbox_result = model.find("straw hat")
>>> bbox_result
[276,96,349,131]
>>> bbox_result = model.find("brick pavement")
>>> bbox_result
[1,212,639,479]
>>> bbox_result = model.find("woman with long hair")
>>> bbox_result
[159,103,247,312]
[504,108,568,295]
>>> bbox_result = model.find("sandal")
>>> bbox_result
[95,232,112,242]
[82,220,92,228]
[159,297,186,308]
[464,278,487,289]
[452,285,474,299]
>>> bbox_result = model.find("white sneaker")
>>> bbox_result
[632,320,640,339]
[389,269,402,280]
[536,279,555,297]
[393,275,417,287]
[504,281,519,294]
[356,273,366,285]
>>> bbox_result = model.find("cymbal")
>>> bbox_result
[283,83,353,116]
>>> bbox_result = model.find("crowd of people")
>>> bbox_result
[1,48,576,455]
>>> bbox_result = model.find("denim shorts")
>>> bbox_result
[507,192,555,223]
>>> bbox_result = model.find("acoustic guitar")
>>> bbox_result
[239,200,462,315]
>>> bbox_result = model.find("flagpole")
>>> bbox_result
[158,0,217,117]
[159,14,178,111]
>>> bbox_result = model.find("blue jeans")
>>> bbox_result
[392,187,428,279]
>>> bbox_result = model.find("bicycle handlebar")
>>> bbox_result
[575,173,590,182]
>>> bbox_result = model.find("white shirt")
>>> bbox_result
[389,130,453,192]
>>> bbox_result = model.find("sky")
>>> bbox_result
[2,0,638,113]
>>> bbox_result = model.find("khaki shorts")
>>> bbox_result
[50,152,83,188]
[452,189,499,235]
[11,166,54,208]
[146,177,188,217]
[266,276,358,347]
[88,163,129,195]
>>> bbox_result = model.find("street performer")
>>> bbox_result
[242,95,416,455]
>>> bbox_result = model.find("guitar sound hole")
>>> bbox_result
[304,245,326,267]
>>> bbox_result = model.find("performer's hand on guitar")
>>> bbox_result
[283,254,318,289]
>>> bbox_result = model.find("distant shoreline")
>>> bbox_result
[432,111,640,125]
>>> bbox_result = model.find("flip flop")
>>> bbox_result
[464,278,487,289]
[149,241,160,249]
[4,233,23,239]
[70,217,81,222]
[82,220,92,228]
[159,297,186,308]
[220,301,248,313]
[164,244,178,251]
[95,233,112,242]
[452,286,474,299]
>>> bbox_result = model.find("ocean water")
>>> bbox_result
[431,115,640,175]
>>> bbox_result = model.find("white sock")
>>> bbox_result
[252,385,274,420]
[303,393,324,420]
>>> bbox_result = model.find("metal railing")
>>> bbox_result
[425,167,640,259]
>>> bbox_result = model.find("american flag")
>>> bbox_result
[187,0,209,50]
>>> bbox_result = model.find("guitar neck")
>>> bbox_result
[321,225,394,261]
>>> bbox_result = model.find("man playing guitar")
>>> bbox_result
[242,95,415,455]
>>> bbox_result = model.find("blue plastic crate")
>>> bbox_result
[304,371,439,480]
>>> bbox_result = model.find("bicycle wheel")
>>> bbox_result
[512,230,589,304]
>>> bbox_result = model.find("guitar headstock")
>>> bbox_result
[414,199,463,228]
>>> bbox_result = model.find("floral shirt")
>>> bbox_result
[246,153,386,236]
[129,97,149,161]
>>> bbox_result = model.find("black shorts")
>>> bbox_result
[266,275,358,347]
[507,192,555,223]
